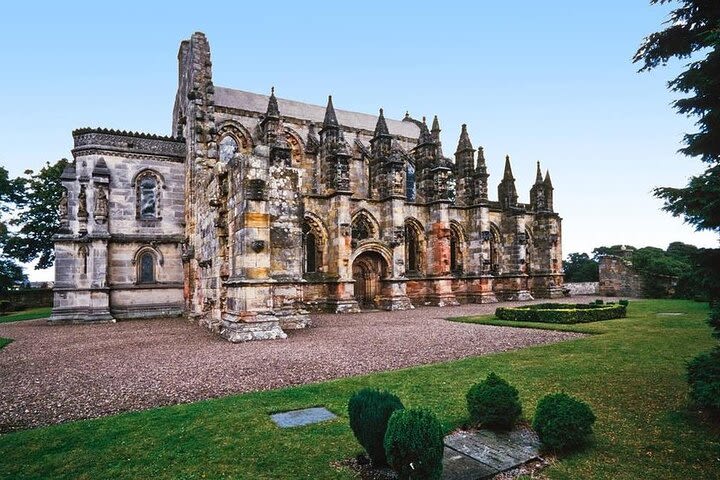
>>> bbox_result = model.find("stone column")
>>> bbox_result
[325,193,360,313]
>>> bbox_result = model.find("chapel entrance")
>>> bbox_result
[352,251,387,309]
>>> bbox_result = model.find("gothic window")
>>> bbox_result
[404,220,424,275]
[352,216,372,243]
[489,225,501,275]
[136,171,161,220]
[138,251,155,284]
[450,226,463,274]
[219,136,238,164]
[78,245,89,275]
[406,162,416,202]
[303,217,326,275]
[406,226,418,272]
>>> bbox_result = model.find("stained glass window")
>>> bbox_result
[139,252,155,283]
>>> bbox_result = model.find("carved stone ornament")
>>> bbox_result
[94,187,108,222]
[59,189,69,219]
[77,185,88,218]
[481,230,491,242]
[340,223,351,237]
[246,178,266,201]
[517,232,527,245]
[251,240,266,253]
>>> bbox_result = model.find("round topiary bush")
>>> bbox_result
[466,372,522,430]
[348,388,404,466]
[383,408,444,480]
[532,393,596,452]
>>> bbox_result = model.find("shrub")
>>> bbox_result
[706,305,720,339]
[495,303,626,324]
[533,393,596,452]
[384,408,444,480]
[466,372,522,430]
[619,299,629,307]
[348,388,404,466]
[0,300,10,314]
[686,346,720,412]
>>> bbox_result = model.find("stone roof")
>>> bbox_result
[214,87,420,140]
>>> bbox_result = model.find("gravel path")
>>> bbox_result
[0,298,592,433]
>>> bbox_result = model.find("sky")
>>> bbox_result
[0,0,717,282]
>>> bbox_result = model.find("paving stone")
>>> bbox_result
[444,428,540,477]
[442,447,499,480]
[270,407,337,428]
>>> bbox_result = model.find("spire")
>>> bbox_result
[534,161,543,184]
[455,124,474,153]
[544,169,553,187]
[431,115,441,139]
[476,146,486,167]
[417,116,434,145]
[266,86,279,118]
[503,155,514,180]
[374,108,390,137]
[322,95,339,130]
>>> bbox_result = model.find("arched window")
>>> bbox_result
[136,171,161,220]
[138,251,155,283]
[303,216,326,275]
[219,135,238,164]
[406,226,418,272]
[352,216,372,243]
[404,219,425,275]
[450,223,463,274]
[406,162,416,201]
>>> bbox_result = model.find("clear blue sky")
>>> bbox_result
[0,0,717,281]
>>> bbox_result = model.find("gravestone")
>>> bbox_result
[270,407,337,428]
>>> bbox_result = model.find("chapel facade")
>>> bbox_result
[50,32,564,341]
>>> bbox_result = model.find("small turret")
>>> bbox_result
[260,87,281,144]
[498,155,518,209]
[454,124,475,205]
[371,108,392,157]
[321,95,339,133]
[474,146,489,202]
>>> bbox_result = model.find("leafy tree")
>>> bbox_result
[591,245,635,262]
[634,1,720,232]
[0,166,26,290]
[632,246,691,297]
[5,159,69,269]
[563,253,599,282]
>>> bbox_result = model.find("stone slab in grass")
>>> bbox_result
[443,428,540,479]
[270,407,337,428]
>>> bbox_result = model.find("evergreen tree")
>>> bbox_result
[634,1,720,232]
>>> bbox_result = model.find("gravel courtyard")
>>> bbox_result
[0,299,590,433]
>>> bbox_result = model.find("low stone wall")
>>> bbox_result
[563,282,599,295]
[0,289,53,308]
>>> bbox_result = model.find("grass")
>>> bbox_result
[0,306,51,324]
[0,337,11,350]
[0,299,718,479]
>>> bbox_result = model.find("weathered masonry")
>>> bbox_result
[51,32,563,341]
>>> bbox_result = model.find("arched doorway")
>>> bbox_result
[352,251,387,309]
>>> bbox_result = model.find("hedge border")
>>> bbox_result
[495,302,627,324]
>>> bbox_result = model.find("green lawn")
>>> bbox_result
[0,300,718,479]
[0,306,51,324]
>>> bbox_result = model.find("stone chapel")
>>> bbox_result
[50,32,564,341]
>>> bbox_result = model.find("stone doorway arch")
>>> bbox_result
[352,251,388,309]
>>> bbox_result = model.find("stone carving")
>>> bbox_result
[94,187,108,222]
[59,189,68,219]
[251,240,266,253]
[77,185,88,218]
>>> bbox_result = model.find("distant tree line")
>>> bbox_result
[563,242,720,301]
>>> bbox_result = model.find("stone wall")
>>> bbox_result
[599,256,644,297]
[564,282,599,295]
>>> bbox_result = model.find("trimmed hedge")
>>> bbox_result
[495,302,628,324]
[466,372,522,430]
[348,388,405,466]
[384,408,444,480]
